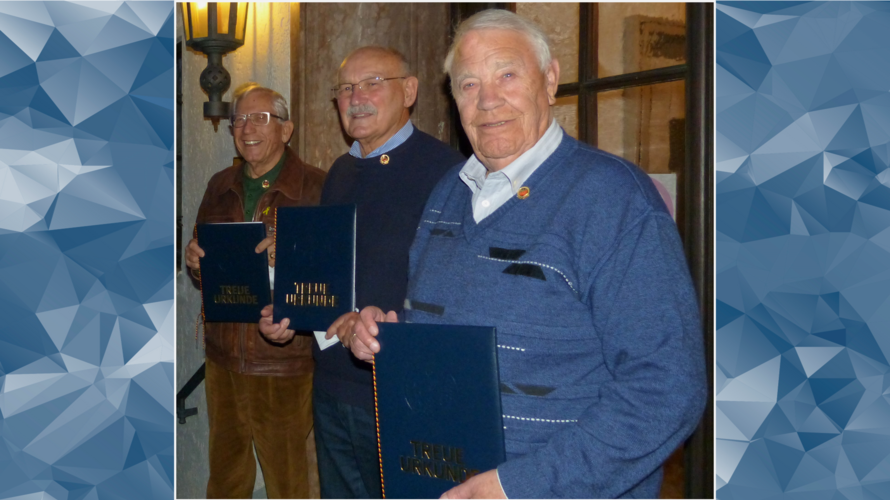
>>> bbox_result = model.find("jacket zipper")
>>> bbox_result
[247,188,275,372]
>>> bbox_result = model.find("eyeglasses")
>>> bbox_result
[231,112,285,128]
[331,76,406,98]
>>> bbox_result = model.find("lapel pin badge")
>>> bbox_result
[380,154,390,165]
[517,186,530,199]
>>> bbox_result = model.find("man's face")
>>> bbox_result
[232,92,293,173]
[452,29,559,172]
[337,49,417,156]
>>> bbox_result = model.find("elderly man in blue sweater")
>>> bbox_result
[347,9,707,500]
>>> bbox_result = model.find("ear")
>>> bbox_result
[545,59,560,105]
[281,120,295,143]
[403,76,419,108]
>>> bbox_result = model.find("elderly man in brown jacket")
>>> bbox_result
[185,82,326,499]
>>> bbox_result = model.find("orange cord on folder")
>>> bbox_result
[373,356,385,498]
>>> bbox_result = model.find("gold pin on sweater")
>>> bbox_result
[262,180,270,188]
[380,154,390,165]
[517,186,530,199]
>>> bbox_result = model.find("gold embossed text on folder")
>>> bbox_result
[285,282,339,307]
[213,285,259,304]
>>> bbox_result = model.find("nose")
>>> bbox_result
[242,119,257,133]
[350,87,368,105]
[476,82,503,111]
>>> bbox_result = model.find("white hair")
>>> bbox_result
[231,82,289,121]
[443,9,553,78]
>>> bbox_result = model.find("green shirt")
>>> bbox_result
[242,152,285,221]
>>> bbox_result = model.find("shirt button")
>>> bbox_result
[481,200,491,208]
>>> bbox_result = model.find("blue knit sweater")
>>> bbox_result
[404,132,707,499]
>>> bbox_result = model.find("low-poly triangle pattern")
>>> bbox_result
[717,2,890,499]
[0,3,173,499]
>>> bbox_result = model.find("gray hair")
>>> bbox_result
[231,82,289,121]
[339,46,412,79]
[443,9,553,78]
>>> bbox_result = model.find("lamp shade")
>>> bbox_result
[181,3,248,48]
[180,2,249,127]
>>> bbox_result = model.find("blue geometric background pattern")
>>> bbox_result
[717,2,890,498]
[0,3,174,499]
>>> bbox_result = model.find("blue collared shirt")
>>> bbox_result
[348,120,414,158]
[459,119,563,222]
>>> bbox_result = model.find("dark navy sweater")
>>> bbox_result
[405,132,707,498]
[313,129,465,409]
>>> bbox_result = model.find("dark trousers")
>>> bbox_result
[313,384,382,499]
[205,358,314,499]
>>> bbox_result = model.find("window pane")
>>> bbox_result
[553,95,578,139]
[598,3,686,78]
[597,81,685,174]
[516,3,579,84]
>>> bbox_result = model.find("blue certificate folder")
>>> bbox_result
[374,323,505,499]
[273,204,356,331]
[196,222,270,323]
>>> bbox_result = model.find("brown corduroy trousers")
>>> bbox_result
[205,358,314,499]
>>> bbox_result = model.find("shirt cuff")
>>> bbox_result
[495,468,508,499]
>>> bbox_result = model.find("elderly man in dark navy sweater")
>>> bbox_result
[346,10,708,500]
[259,46,464,498]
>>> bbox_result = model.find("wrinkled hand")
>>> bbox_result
[440,470,505,499]
[185,238,204,271]
[258,304,295,344]
[255,235,275,268]
[326,312,360,349]
[349,306,398,362]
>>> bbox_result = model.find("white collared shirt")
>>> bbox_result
[348,120,414,159]
[459,119,563,222]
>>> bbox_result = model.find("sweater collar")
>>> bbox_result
[459,130,578,239]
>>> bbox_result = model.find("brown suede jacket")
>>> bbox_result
[194,146,326,376]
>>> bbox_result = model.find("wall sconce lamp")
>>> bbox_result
[181,2,249,131]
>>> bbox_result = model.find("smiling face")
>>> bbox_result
[337,48,418,157]
[232,91,294,177]
[451,29,559,172]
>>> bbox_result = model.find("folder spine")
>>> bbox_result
[195,224,206,347]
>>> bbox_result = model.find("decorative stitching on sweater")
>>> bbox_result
[423,220,461,225]
[497,345,526,352]
[478,255,577,293]
[503,415,577,423]
[429,209,442,213]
